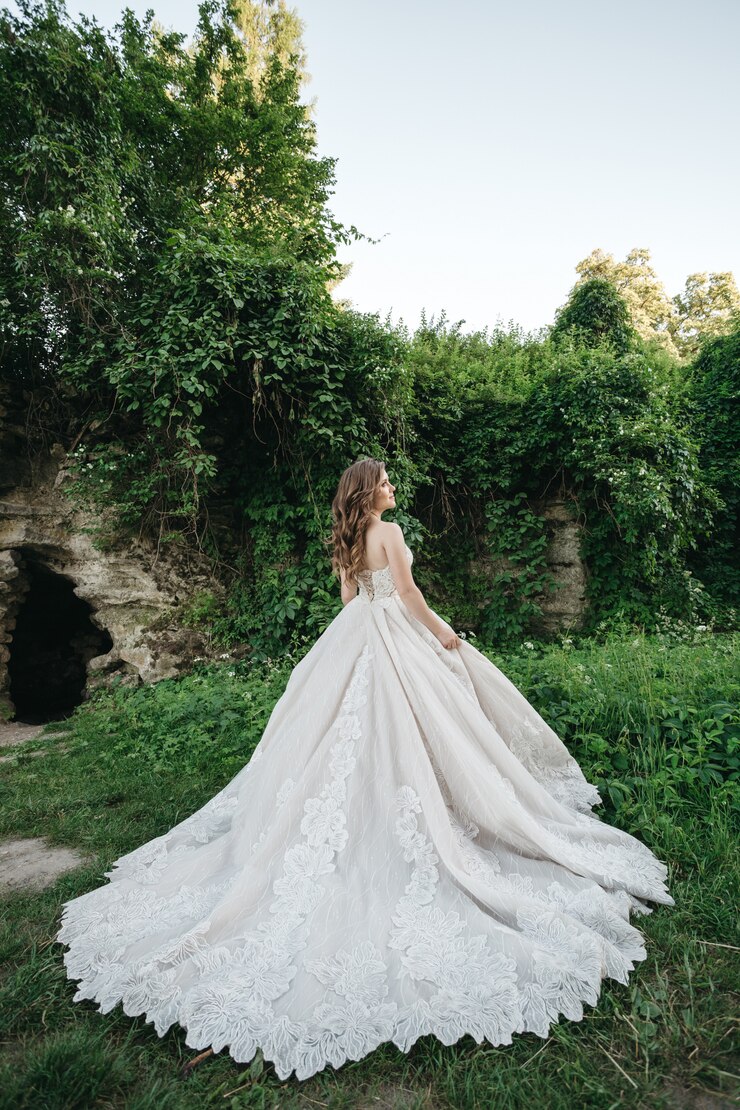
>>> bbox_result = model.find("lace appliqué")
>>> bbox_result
[388,786,654,1046]
[57,647,374,1079]
[509,717,603,814]
[180,720,363,1066]
[387,786,522,1047]
[296,941,399,1074]
[57,636,670,1082]
[356,544,413,606]
[516,906,603,1035]
[545,824,672,902]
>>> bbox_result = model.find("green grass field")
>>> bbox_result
[1,632,738,1110]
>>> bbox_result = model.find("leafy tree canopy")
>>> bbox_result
[551,277,636,355]
[230,0,309,97]
[0,0,736,651]
[574,247,740,361]
[0,0,358,393]
[673,272,740,360]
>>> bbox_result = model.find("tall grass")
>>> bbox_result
[0,632,737,1109]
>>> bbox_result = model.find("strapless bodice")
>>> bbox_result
[356,544,413,604]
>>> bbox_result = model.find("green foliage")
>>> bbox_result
[478,493,557,643]
[403,319,722,644]
[481,630,740,821]
[0,634,737,1107]
[0,0,421,656]
[540,347,719,632]
[551,277,636,354]
[70,655,296,778]
[685,328,740,619]
[671,272,740,359]
[573,247,740,361]
[232,0,309,95]
[1,1,737,655]
[575,248,680,358]
[0,0,363,533]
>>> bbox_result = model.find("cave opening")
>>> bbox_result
[8,557,113,723]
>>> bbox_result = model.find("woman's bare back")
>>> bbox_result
[362,521,392,571]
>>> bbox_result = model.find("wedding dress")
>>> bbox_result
[57,543,674,1081]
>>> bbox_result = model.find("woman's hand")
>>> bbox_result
[436,626,462,650]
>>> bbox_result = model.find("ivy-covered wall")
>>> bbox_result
[1,1,737,662]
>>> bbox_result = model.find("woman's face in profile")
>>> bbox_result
[374,470,396,512]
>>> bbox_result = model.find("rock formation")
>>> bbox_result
[0,391,589,720]
[536,498,589,634]
[0,405,221,720]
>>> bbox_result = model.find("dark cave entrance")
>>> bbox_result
[8,558,113,723]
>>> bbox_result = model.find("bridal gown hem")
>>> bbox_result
[56,544,675,1082]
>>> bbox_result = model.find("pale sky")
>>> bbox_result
[11,0,740,333]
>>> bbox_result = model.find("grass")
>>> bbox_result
[0,632,738,1110]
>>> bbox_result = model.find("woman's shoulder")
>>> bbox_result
[371,520,404,552]
[364,520,404,564]
[365,519,402,541]
[380,520,403,539]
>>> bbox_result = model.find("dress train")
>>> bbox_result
[57,544,674,1080]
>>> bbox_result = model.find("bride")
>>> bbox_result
[57,457,675,1082]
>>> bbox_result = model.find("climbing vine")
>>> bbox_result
[0,1,736,654]
[478,494,557,643]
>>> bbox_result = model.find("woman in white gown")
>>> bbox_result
[57,457,675,1081]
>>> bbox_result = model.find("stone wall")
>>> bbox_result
[0,389,590,718]
[534,498,589,634]
[0,436,223,720]
[465,498,589,635]
[0,549,29,714]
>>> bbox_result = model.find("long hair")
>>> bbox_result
[330,457,386,588]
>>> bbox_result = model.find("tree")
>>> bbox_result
[574,247,679,358]
[687,327,740,614]
[574,247,740,362]
[0,0,364,535]
[230,0,310,98]
[551,277,635,354]
[0,0,348,383]
[671,272,740,359]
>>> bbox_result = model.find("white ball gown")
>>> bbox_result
[57,543,675,1081]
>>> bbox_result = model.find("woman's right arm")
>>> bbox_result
[383,523,461,649]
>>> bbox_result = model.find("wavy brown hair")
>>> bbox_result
[329,457,386,588]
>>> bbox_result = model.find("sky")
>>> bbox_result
[12,0,740,334]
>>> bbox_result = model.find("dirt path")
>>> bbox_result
[0,719,53,747]
[0,837,87,893]
[0,719,70,761]
[0,719,87,892]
